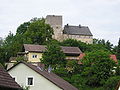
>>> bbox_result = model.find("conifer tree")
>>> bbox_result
[117,38,120,60]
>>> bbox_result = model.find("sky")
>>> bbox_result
[0,0,120,45]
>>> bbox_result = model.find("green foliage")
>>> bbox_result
[115,65,120,75]
[1,17,54,62]
[66,60,77,72]
[16,22,30,35]
[16,56,28,62]
[24,18,53,44]
[0,63,4,68]
[22,86,30,90]
[61,39,113,53]
[61,39,90,52]
[66,60,83,75]
[70,74,86,90]
[41,40,66,69]
[0,47,6,66]
[103,76,120,90]
[0,38,3,46]
[81,50,116,87]
[93,39,113,53]
[53,67,68,77]
[117,38,120,60]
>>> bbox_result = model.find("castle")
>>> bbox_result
[45,15,93,44]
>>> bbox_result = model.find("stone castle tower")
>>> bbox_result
[45,15,63,41]
[45,15,93,44]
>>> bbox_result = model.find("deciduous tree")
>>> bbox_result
[81,50,116,87]
[41,40,66,69]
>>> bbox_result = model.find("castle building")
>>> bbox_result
[45,15,93,44]
[63,24,93,44]
[45,15,63,41]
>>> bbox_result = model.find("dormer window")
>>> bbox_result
[32,55,37,58]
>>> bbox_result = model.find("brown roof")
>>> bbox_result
[24,44,46,53]
[8,62,78,90]
[24,44,82,55]
[0,67,22,89]
[61,46,82,55]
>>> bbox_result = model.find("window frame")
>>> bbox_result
[26,76,34,86]
[32,55,37,58]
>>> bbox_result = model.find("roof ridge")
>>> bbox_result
[8,61,78,90]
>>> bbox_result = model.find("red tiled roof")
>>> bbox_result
[24,44,82,55]
[110,55,118,63]
[0,67,22,89]
[79,53,85,60]
[8,62,78,90]
[78,54,118,64]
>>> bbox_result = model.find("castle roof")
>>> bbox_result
[63,24,93,36]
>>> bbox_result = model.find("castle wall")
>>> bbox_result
[63,34,93,44]
[45,15,93,44]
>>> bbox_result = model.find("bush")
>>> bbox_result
[104,76,120,90]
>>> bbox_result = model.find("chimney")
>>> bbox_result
[79,24,81,28]
[66,24,69,27]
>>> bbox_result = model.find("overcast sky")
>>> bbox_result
[0,0,120,45]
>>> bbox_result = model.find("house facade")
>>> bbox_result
[45,15,93,44]
[8,62,78,90]
[7,44,82,69]
[21,44,82,62]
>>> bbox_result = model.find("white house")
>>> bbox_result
[7,62,78,90]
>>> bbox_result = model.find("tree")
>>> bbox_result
[93,39,113,53]
[2,31,16,61]
[61,39,90,52]
[81,50,116,87]
[117,38,120,60]
[66,60,83,75]
[0,18,54,63]
[0,47,6,66]
[41,40,66,69]
[16,22,30,35]
[104,76,120,90]
[0,37,3,46]
[24,18,54,44]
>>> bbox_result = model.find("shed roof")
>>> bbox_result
[63,25,93,36]
[8,62,78,90]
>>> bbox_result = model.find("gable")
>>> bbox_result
[8,62,78,90]
[8,63,62,90]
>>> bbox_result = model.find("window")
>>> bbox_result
[32,55,37,58]
[27,77,34,86]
